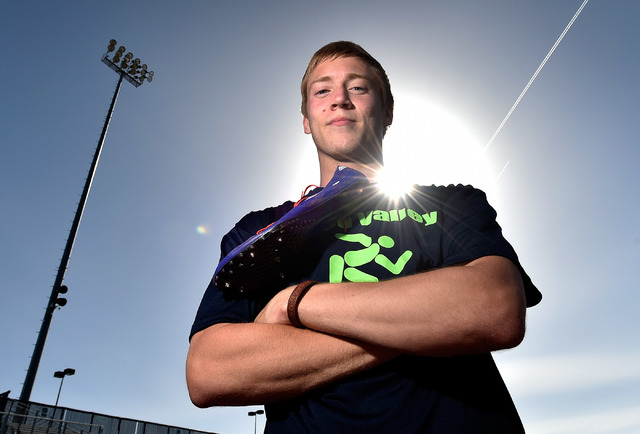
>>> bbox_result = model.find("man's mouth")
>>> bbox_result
[329,117,354,126]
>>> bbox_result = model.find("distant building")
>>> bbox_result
[0,397,218,434]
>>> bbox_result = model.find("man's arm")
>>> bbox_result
[187,255,526,407]
[186,322,398,407]
[258,255,527,357]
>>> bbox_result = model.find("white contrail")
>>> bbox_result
[496,160,510,182]
[484,0,589,152]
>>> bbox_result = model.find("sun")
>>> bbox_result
[376,166,415,199]
[381,90,495,195]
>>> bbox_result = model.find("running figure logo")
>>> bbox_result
[329,233,413,283]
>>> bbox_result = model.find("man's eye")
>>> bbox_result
[350,86,367,92]
[315,89,329,96]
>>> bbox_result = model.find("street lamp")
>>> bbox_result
[247,410,264,434]
[53,369,75,408]
[19,39,154,403]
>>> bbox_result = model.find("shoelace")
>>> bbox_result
[256,184,320,235]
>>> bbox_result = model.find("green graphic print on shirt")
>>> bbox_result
[328,207,438,283]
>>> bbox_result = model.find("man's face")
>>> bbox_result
[303,56,393,167]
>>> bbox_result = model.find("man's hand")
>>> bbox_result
[254,285,295,325]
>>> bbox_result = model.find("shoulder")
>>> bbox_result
[412,184,491,210]
[414,183,486,196]
[235,201,296,233]
[220,200,296,256]
[412,185,542,307]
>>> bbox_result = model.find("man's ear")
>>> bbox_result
[384,103,394,128]
[303,116,311,135]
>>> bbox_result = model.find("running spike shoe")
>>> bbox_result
[214,166,370,298]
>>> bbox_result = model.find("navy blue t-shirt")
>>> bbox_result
[191,184,541,433]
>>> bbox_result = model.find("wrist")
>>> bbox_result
[287,281,319,328]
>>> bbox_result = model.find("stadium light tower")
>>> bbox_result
[19,39,153,403]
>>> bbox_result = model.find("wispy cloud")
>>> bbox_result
[526,404,640,434]
[498,352,640,395]
[498,352,640,433]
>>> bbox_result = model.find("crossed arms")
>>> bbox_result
[186,255,526,407]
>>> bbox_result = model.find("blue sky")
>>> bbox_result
[1,1,639,433]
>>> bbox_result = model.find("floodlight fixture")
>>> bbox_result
[101,39,154,87]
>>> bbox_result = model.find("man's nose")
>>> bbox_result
[332,87,353,108]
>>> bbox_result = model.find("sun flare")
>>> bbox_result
[376,167,415,199]
[382,90,494,194]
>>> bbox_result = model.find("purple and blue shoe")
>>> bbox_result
[214,166,370,298]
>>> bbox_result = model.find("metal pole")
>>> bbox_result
[248,410,263,434]
[54,377,65,409]
[19,73,125,402]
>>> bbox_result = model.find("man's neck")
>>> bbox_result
[318,160,383,187]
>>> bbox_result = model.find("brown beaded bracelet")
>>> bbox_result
[287,280,319,328]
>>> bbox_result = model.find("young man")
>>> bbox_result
[187,41,541,432]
